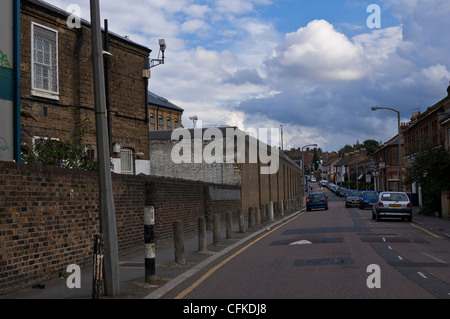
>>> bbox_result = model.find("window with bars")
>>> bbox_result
[32,23,59,97]
[120,148,134,175]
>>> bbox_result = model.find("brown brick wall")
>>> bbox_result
[0,162,241,294]
[20,2,151,160]
[240,157,303,215]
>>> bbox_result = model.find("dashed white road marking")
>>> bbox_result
[422,253,447,264]
[417,272,428,279]
[397,255,403,261]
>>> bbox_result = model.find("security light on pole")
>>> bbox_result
[150,39,166,68]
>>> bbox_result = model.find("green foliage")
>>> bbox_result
[338,139,381,156]
[312,148,320,170]
[405,142,450,215]
[21,119,98,171]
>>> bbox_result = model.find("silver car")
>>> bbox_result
[345,190,361,208]
[372,192,412,222]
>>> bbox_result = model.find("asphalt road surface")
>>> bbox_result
[162,188,450,299]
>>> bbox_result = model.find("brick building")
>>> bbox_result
[403,86,450,158]
[373,135,406,192]
[148,127,304,214]
[148,91,184,131]
[20,0,153,175]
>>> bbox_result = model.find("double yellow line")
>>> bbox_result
[175,211,306,299]
[410,223,442,239]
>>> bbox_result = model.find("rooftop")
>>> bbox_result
[148,91,184,112]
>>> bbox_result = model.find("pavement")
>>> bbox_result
[1,204,449,300]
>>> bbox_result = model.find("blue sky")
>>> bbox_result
[46,0,450,152]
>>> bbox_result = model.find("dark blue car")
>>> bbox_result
[359,191,378,209]
[306,192,328,211]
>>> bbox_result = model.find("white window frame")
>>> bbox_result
[31,22,59,100]
[120,148,134,175]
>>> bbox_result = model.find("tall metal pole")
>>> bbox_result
[90,0,120,296]
[371,107,402,192]
[397,112,403,192]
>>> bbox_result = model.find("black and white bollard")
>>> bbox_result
[92,234,104,299]
[144,207,157,282]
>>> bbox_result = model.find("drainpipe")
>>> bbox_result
[104,19,111,151]
[144,56,150,125]
[13,0,21,163]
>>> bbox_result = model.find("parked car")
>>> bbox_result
[311,177,316,182]
[372,192,412,222]
[306,192,328,211]
[345,190,361,208]
[331,185,338,193]
[336,186,348,197]
[359,191,378,209]
[339,188,351,198]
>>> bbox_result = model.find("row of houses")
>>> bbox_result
[319,84,450,212]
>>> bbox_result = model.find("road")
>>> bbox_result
[162,187,450,299]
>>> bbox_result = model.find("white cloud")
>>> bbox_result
[183,4,211,19]
[181,19,207,34]
[267,20,366,82]
[43,0,450,152]
[216,0,254,14]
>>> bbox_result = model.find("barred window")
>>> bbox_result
[32,23,59,96]
[120,148,134,175]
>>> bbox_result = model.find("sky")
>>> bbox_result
[46,0,450,152]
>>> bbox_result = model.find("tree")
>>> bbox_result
[405,142,450,215]
[339,144,354,156]
[21,118,98,171]
[360,139,380,155]
[312,148,320,171]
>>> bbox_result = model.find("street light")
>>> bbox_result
[371,106,403,192]
[302,144,318,195]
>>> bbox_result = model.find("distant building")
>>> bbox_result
[373,136,406,192]
[148,91,184,131]
[148,127,303,213]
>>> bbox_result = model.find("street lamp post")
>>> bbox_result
[371,106,403,192]
[302,144,318,196]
